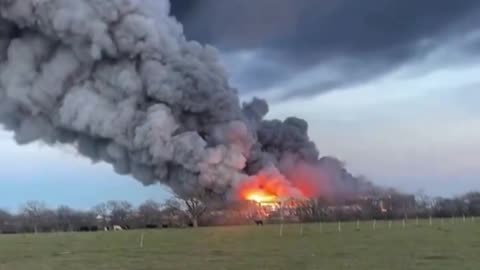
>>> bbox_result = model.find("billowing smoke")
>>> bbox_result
[0,0,375,202]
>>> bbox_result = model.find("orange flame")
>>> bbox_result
[238,168,306,203]
[245,190,278,203]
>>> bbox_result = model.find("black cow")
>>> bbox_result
[78,226,90,232]
[254,220,264,226]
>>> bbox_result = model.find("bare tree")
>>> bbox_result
[72,210,97,230]
[107,201,133,226]
[56,206,76,232]
[415,190,434,218]
[138,200,162,226]
[463,192,480,216]
[166,195,208,228]
[92,202,109,227]
[0,209,11,221]
[40,209,57,232]
[434,198,459,217]
[161,198,185,227]
[184,197,208,228]
[0,209,12,232]
[21,201,47,233]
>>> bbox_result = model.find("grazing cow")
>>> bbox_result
[254,220,264,226]
[79,226,90,232]
[113,225,123,231]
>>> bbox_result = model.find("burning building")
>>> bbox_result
[0,0,377,209]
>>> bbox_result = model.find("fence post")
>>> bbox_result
[279,202,284,237]
[139,232,145,249]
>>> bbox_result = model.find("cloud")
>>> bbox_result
[171,0,480,98]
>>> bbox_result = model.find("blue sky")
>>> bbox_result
[0,132,169,211]
[1,1,480,210]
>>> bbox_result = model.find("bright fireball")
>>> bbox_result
[245,190,277,203]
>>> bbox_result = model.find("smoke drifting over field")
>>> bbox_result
[0,0,374,201]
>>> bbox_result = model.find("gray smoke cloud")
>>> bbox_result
[0,0,374,202]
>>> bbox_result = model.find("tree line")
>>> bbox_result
[0,199,185,234]
[1,191,479,234]
[293,191,480,223]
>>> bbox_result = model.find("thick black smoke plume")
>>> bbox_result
[0,0,375,201]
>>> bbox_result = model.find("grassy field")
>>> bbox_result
[0,219,479,270]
